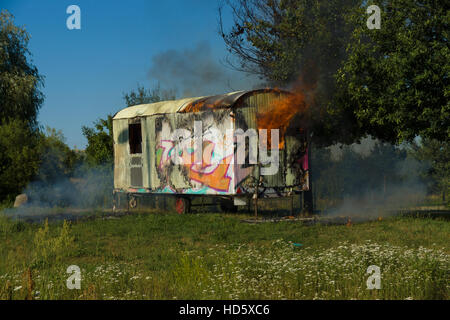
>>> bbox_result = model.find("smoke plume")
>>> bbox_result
[147,41,259,97]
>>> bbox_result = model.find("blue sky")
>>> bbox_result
[2,0,254,148]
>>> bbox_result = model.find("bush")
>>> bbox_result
[33,219,75,266]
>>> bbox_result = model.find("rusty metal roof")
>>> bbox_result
[112,89,290,120]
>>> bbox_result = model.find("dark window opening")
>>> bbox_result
[129,123,142,154]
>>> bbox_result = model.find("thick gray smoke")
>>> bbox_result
[330,137,378,160]
[328,183,426,219]
[323,138,428,219]
[147,41,259,97]
[3,165,113,221]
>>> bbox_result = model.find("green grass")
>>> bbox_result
[0,211,448,300]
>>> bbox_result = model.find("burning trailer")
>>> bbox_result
[112,89,312,214]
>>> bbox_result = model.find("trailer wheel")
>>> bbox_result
[175,197,190,214]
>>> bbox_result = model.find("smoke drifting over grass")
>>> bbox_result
[147,41,259,97]
[4,165,113,221]
[323,140,429,219]
[27,166,112,208]
[328,183,427,219]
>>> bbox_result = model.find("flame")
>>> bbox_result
[346,217,352,227]
[182,99,223,113]
[182,86,312,149]
[256,90,307,149]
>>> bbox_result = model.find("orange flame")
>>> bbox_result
[256,90,308,149]
[182,99,223,113]
[346,218,352,227]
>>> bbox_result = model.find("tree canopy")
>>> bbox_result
[123,83,176,107]
[220,0,449,145]
[0,10,44,130]
[82,115,114,167]
[35,127,81,183]
[220,0,361,146]
[0,10,44,202]
[336,0,449,143]
[0,119,40,202]
[410,138,449,201]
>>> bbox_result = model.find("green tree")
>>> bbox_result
[82,115,114,167]
[0,10,44,203]
[123,83,176,107]
[361,142,409,193]
[410,138,449,202]
[336,0,449,143]
[0,120,40,202]
[220,1,449,145]
[311,140,416,209]
[0,10,44,129]
[220,0,356,85]
[219,0,363,146]
[25,128,84,207]
[35,127,81,183]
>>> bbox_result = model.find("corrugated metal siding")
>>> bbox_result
[285,135,301,186]
[143,116,160,189]
[113,119,129,189]
[112,89,292,119]
[113,96,204,119]
[169,113,191,189]
[140,117,151,188]
[236,91,290,189]
[233,97,257,190]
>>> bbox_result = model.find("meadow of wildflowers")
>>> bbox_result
[0,212,448,300]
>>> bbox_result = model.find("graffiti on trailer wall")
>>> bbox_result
[154,116,240,195]
[153,116,309,195]
[113,89,311,197]
[156,139,235,194]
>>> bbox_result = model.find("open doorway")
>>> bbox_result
[128,119,143,187]
[129,121,142,154]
